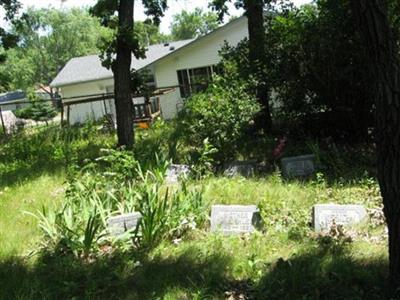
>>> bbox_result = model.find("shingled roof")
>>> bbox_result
[50,39,194,87]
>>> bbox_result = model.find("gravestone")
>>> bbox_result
[224,161,256,177]
[313,204,367,232]
[281,154,315,178]
[166,164,190,183]
[211,205,262,235]
[107,212,142,236]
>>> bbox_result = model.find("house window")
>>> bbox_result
[177,65,218,98]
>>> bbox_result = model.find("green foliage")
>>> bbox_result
[91,0,167,70]
[0,123,115,187]
[268,0,373,139]
[178,75,260,164]
[170,8,219,40]
[14,105,32,119]
[31,147,207,258]
[0,123,389,298]
[134,21,170,45]
[29,101,57,123]
[0,8,106,90]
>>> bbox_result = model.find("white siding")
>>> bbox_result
[60,78,114,124]
[153,17,248,119]
[57,17,248,123]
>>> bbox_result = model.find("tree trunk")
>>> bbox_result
[351,0,400,290]
[244,0,272,131]
[114,0,134,148]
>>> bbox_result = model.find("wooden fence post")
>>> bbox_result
[60,103,64,127]
[0,106,6,135]
[66,105,70,125]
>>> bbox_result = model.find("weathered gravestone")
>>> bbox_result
[166,164,190,183]
[107,212,142,236]
[211,205,262,235]
[313,204,367,232]
[224,161,256,177]
[281,154,315,178]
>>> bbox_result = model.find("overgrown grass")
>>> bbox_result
[0,122,389,299]
[0,123,116,187]
[0,173,65,258]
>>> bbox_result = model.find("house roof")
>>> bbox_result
[0,91,26,104]
[145,16,247,69]
[50,39,194,87]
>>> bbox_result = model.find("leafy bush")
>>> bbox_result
[178,74,260,165]
[15,100,57,124]
[14,106,33,119]
[32,148,208,259]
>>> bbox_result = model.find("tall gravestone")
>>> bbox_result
[313,204,367,232]
[107,212,142,236]
[281,154,315,178]
[210,205,262,235]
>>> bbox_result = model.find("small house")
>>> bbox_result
[50,16,249,124]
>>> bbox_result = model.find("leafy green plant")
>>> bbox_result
[177,74,260,165]
[135,183,169,250]
[191,138,218,178]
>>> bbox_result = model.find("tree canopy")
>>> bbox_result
[0,7,107,91]
[170,8,219,40]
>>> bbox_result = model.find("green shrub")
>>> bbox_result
[14,106,33,119]
[31,149,207,259]
[178,75,260,165]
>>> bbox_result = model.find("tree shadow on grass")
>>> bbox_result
[0,238,391,300]
[0,246,234,299]
[253,238,389,300]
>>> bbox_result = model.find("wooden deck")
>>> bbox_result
[133,97,161,123]
[61,88,173,125]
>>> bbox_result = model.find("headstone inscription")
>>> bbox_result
[313,204,367,232]
[107,212,142,236]
[281,154,315,178]
[166,164,190,183]
[210,205,262,234]
[223,161,256,177]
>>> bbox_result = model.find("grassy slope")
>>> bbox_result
[0,173,64,257]
[0,125,389,299]
[0,173,389,299]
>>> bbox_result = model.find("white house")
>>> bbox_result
[50,16,249,124]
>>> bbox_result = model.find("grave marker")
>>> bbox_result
[166,164,190,183]
[107,212,142,236]
[211,205,261,234]
[281,154,315,178]
[224,161,256,177]
[313,204,367,231]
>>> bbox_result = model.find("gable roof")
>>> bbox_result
[146,16,247,69]
[50,39,194,87]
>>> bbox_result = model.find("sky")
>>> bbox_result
[2,0,312,34]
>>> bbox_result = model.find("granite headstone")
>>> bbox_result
[107,212,142,236]
[313,204,367,231]
[281,154,315,178]
[210,205,261,234]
